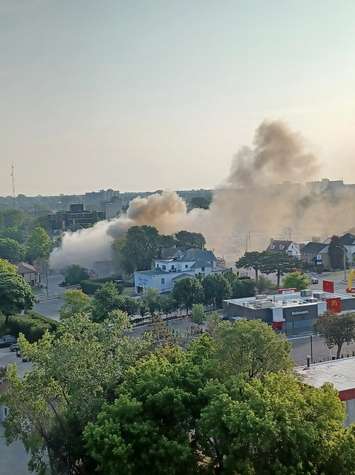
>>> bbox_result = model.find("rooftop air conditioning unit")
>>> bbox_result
[255,294,267,300]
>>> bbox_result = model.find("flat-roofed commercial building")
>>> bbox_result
[223,290,355,336]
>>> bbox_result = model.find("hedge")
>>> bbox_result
[0,311,58,342]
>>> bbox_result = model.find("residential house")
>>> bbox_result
[16,262,41,287]
[134,248,225,294]
[301,242,330,269]
[267,240,301,259]
[339,233,355,266]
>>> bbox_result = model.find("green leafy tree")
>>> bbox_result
[0,237,25,262]
[231,278,256,298]
[202,274,231,308]
[26,226,52,263]
[64,264,90,285]
[85,322,353,475]
[91,282,122,322]
[113,226,160,275]
[255,275,276,293]
[26,226,52,294]
[0,259,35,324]
[175,230,206,250]
[282,271,310,290]
[116,295,140,316]
[60,289,92,320]
[173,277,204,312]
[159,294,177,314]
[259,251,300,287]
[142,288,161,316]
[314,312,355,358]
[1,313,151,475]
[197,374,347,474]
[212,319,292,379]
[191,303,205,324]
[235,251,264,281]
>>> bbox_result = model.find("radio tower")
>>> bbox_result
[11,162,16,206]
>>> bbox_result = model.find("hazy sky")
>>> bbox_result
[1,0,355,196]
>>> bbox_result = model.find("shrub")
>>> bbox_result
[1,311,58,342]
[80,280,104,295]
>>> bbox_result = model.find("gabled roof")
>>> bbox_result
[16,262,39,274]
[178,248,217,263]
[301,242,327,254]
[267,240,293,252]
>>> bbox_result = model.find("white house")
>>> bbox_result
[134,248,224,294]
[267,240,301,259]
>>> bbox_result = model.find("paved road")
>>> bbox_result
[34,273,66,321]
[0,348,31,475]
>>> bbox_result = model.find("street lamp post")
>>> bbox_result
[335,245,347,282]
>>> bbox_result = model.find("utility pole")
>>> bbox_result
[10,162,16,206]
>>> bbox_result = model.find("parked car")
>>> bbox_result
[9,343,19,352]
[0,335,17,349]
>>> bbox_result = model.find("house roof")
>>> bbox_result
[339,233,355,246]
[16,262,39,274]
[267,240,293,252]
[177,248,217,263]
[301,242,327,254]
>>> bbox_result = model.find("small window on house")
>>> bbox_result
[185,264,188,268]
[201,267,205,272]
[161,278,165,285]
[162,265,166,270]
[4,407,9,417]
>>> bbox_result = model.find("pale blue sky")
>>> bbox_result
[1,0,355,195]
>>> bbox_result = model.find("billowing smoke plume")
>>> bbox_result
[50,120,355,269]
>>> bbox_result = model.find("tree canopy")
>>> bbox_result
[60,289,92,320]
[314,312,355,358]
[0,259,35,323]
[0,237,25,262]
[26,226,52,263]
[282,271,311,290]
[173,277,204,312]
[64,264,90,285]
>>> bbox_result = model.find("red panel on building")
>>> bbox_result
[323,280,335,293]
[326,297,342,314]
[272,322,284,331]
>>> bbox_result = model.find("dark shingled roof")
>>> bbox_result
[302,242,327,254]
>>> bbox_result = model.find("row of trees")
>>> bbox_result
[3,315,355,475]
[113,226,206,275]
[236,250,304,287]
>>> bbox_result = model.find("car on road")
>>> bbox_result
[311,277,319,284]
[0,335,17,348]
[9,343,19,352]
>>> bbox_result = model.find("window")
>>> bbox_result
[161,278,165,285]
[185,264,188,268]
[162,265,166,270]
[201,267,205,272]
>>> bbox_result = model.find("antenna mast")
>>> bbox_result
[11,162,16,205]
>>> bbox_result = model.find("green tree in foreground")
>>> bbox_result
[85,321,354,475]
[60,289,92,320]
[0,258,34,325]
[202,273,231,308]
[64,264,89,285]
[282,271,311,290]
[91,281,122,322]
[314,312,355,358]
[191,303,205,324]
[142,288,161,316]
[2,313,151,474]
